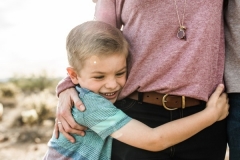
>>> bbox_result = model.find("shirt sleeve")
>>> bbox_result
[72,91,132,140]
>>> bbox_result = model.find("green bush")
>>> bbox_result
[20,89,57,124]
[9,71,61,94]
[1,71,62,124]
[0,82,19,98]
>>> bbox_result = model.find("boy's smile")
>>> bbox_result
[72,53,127,103]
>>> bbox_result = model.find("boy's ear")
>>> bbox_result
[66,67,79,84]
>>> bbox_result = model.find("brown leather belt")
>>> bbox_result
[128,91,201,110]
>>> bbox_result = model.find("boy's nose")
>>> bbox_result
[105,78,118,89]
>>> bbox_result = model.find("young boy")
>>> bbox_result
[43,21,229,160]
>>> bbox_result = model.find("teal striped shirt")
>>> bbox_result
[44,86,132,160]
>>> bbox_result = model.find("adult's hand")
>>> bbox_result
[54,87,87,143]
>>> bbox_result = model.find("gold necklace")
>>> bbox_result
[173,0,187,40]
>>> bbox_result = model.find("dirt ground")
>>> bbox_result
[0,102,54,160]
[0,103,230,160]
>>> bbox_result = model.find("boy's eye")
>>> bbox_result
[94,76,104,79]
[116,71,126,76]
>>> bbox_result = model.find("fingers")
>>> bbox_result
[208,84,225,104]
[216,92,230,121]
[213,84,225,97]
[218,102,230,121]
[55,118,87,143]
[57,103,87,131]
[54,118,59,139]
[55,116,78,143]
[70,89,85,111]
[60,114,87,134]
[57,120,75,143]
[56,105,87,142]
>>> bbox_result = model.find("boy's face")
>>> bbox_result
[72,53,127,103]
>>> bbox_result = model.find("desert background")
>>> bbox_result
[0,0,95,159]
[0,0,229,160]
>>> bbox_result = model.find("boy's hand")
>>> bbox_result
[206,84,229,121]
[55,88,87,143]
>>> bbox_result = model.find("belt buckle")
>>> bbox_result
[162,94,186,110]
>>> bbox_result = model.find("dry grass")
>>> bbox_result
[0,73,61,160]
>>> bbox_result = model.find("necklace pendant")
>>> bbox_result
[177,26,186,40]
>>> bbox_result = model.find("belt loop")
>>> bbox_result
[138,92,143,103]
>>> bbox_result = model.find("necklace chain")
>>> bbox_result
[174,0,187,28]
[173,0,187,39]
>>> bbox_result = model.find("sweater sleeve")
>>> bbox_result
[55,76,75,97]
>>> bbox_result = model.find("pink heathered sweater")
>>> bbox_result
[57,0,225,101]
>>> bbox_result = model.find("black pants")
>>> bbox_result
[112,98,227,160]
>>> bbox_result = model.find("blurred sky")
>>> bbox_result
[0,0,95,80]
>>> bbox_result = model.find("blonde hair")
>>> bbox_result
[66,21,129,72]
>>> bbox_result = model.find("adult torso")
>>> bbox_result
[95,0,225,101]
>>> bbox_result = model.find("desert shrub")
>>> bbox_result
[0,82,19,98]
[19,89,57,125]
[0,82,20,106]
[9,71,61,94]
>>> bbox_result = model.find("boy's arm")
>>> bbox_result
[111,84,229,151]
